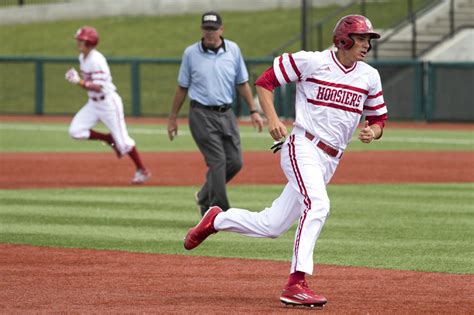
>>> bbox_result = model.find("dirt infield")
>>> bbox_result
[1,244,473,314]
[1,151,473,189]
[1,115,473,313]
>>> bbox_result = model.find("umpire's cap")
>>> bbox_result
[201,11,222,30]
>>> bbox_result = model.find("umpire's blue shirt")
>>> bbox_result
[178,38,249,106]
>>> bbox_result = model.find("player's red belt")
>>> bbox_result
[305,131,343,159]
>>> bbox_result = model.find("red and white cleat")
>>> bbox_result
[280,280,327,308]
[184,206,222,250]
[131,169,151,184]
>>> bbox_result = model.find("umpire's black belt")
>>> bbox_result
[191,100,231,112]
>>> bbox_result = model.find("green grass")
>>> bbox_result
[0,10,302,116]
[0,10,300,57]
[1,184,472,274]
[0,120,473,152]
[0,1,435,57]
[0,1,434,116]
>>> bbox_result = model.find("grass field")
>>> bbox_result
[1,120,473,152]
[0,1,433,57]
[1,119,473,275]
[0,0,436,116]
[1,184,473,274]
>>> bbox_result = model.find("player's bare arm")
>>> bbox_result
[65,67,102,92]
[256,85,287,141]
[167,86,188,141]
[78,79,102,92]
[236,83,263,132]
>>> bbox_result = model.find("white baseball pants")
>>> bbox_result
[214,126,340,275]
[68,92,135,155]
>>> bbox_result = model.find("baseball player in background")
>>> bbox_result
[183,15,388,308]
[65,26,151,184]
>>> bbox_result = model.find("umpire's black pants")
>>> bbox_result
[189,102,242,212]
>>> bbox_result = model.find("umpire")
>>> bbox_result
[167,11,264,216]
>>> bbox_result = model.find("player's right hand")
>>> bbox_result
[268,119,288,141]
[65,68,80,84]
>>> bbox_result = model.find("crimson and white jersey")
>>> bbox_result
[273,49,387,150]
[79,49,117,98]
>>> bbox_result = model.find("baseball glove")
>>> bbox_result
[65,68,80,84]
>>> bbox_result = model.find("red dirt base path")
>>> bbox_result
[1,244,473,314]
[1,151,473,188]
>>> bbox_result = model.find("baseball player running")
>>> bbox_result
[65,26,151,184]
[183,15,388,308]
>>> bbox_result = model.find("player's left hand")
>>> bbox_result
[65,68,81,84]
[358,120,375,143]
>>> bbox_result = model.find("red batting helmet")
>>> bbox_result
[75,26,99,47]
[333,15,380,50]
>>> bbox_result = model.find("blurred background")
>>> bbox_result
[0,0,473,121]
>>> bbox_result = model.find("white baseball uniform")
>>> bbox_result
[68,48,135,155]
[214,49,387,275]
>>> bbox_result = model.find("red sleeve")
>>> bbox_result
[255,66,280,92]
[367,113,387,130]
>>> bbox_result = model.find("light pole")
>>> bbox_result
[301,0,308,50]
